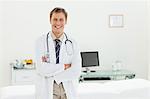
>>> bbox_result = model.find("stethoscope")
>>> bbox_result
[42,32,73,63]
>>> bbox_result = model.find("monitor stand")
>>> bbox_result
[83,67,96,73]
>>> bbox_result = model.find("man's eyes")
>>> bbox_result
[53,18,64,22]
[60,19,64,21]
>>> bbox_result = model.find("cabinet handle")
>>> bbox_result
[23,76,29,79]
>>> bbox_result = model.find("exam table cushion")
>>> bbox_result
[0,79,150,99]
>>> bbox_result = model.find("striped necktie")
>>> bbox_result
[55,39,60,64]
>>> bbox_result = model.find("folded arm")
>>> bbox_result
[35,36,81,80]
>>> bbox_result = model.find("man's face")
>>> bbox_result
[50,12,67,38]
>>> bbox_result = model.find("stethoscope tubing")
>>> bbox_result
[46,32,73,56]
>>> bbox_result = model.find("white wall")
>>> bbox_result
[0,2,3,87]
[0,0,149,87]
[148,0,150,80]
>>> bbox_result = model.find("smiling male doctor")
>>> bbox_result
[35,7,81,99]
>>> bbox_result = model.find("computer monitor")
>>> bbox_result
[80,51,99,72]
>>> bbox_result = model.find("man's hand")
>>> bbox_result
[64,64,71,70]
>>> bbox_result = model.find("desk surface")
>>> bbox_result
[81,70,135,76]
[80,70,136,81]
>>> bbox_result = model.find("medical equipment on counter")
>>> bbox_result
[10,59,35,69]
[10,60,24,69]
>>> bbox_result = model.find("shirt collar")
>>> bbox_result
[51,32,64,42]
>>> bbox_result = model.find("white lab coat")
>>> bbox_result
[35,32,81,99]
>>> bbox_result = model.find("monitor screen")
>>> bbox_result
[81,51,99,67]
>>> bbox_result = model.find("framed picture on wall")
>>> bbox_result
[109,14,124,28]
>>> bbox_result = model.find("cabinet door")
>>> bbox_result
[13,69,36,85]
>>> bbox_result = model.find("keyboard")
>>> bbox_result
[83,77,111,81]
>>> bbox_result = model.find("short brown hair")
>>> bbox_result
[50,7,67,20]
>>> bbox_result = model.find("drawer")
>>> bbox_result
[15,70,36,83]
